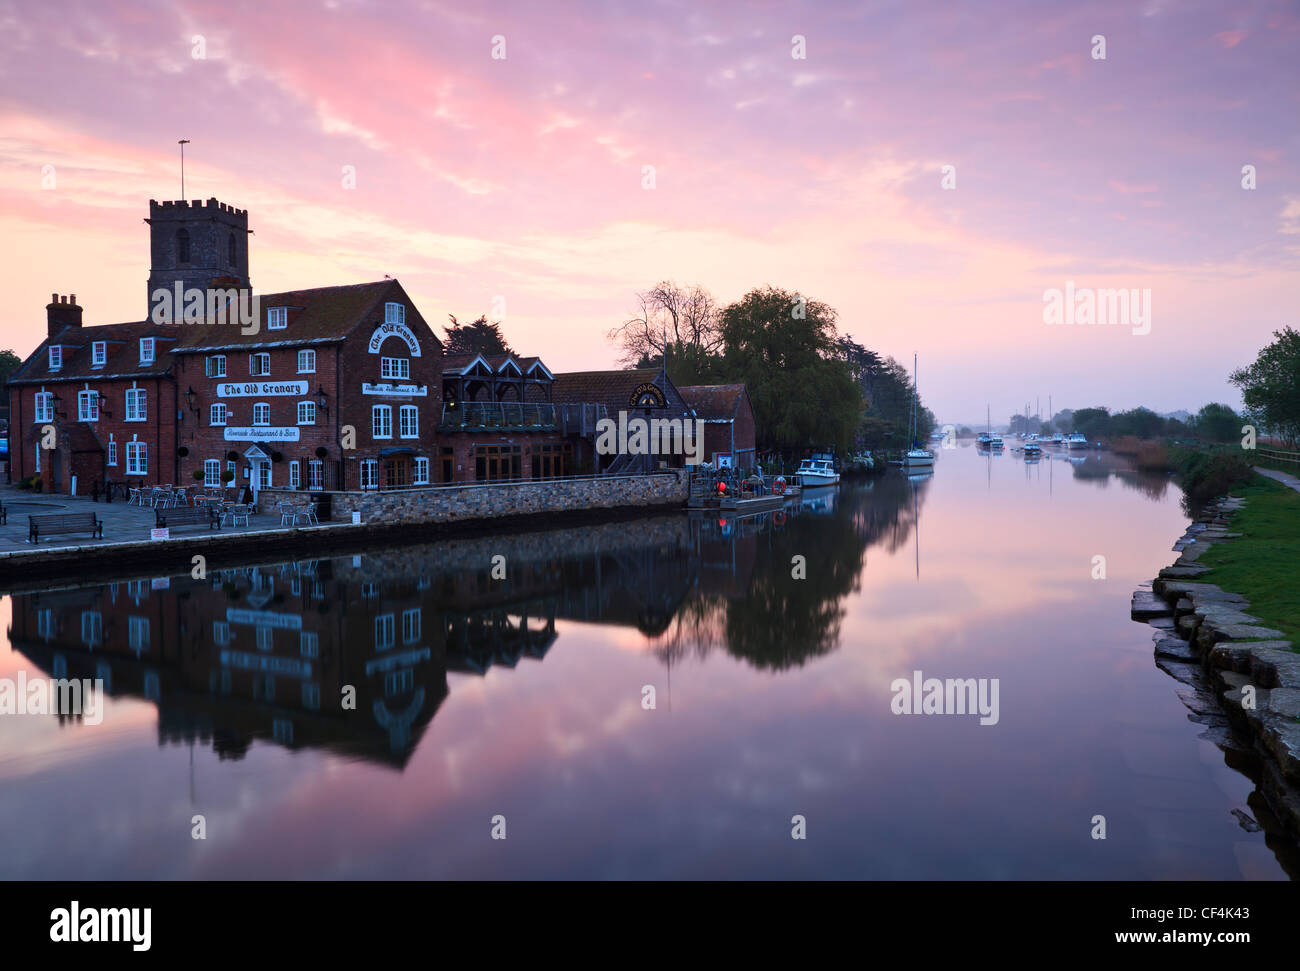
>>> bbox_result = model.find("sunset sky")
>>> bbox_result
[1,0,1296,422]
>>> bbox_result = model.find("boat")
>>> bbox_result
[903,354,934,469]
[1023,440,1042,458]
[1049,432,1064,446]
[989,432,1004,450]
[796,454,839,488]
[1065,432,1089,449]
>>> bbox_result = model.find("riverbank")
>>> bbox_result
[1135,474,1300,836]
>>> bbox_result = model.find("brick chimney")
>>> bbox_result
[46,293,83,338]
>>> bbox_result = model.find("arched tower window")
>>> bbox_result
[228,233,236,266]
[177,228,191,263]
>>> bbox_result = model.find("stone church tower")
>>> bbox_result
[145,198,251,319]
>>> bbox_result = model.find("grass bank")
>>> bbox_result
[1195,474,1300,644]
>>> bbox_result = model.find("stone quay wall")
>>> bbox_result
[258,469,690,525]
[1132,494,1300,838]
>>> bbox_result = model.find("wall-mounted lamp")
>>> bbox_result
[316,384,330,418]
[185,386,199,414]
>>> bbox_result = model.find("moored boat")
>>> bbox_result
[796,455,839,488]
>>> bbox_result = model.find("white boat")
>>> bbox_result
[1023,441,1042,457]
[796,456,839,488]
[977,432,992,446]
[903,354,935,469]
[1049,433,1064,446]
[1065,432,1089,449]
[989,433,1004,449]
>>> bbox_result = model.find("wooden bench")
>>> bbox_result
[28,512,103,543]
[155,505,219,531]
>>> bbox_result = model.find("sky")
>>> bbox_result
[0,0,1296,423]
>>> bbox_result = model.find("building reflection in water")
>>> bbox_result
[8,476,930,768]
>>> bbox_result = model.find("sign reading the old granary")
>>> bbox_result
[368,321,421,356]
[217,380,309,398]
[629,383,667,408]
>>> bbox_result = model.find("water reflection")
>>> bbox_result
[9,480,927,766]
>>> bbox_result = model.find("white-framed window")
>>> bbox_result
[402,608,421,644]
[385,302,405,324]
[34,391,54,423]
[253,402,270,426]
[258,462,271,488]
[414,456,429,484]
[360,459,378,490]
[81,611,102,647]
[375,613,395,650]
[256,627,273,651]
[380,357,409,380]
[125,388,147,421]
[106,436,117,467]
[213,621,231,645]
[300,631,319,657]
[91,342,106,367]
[250,352,270,376]
[297,349,315,373]
[77,390,98,422]
[204,459,221,487]
[206,355,226,378]
[210,402,227,426]
[308,460,323,491]
[297,401,315,425]
[48,346,62,371]
[126,441,147,475]
[129,616,150,653]
[289,461,300,489]
[139,337,155,364]
[399,405,418,438]
[268,307,287,330]
[372,405,392,438]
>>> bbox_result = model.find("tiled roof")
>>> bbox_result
[680,384,747,421]
[171,279,402,352]
[551,368,691,416]
[10,321,174,385]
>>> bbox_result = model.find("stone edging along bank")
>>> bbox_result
[1132,494,1300,835]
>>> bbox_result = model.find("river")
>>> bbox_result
[0,445,1292,878]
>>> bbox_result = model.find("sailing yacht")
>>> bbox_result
[903,354,934,469]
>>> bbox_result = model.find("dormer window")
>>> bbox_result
[385,302,405,325]
[268,307,287,330]
[91,342,106,367]
[48,346,62,371]
[139,337,155,365]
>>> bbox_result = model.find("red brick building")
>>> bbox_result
[679,384,757,470]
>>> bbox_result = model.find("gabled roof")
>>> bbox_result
[679,384,748,421]
[10,321,174,385]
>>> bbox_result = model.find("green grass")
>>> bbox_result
[1196,475,1300,644]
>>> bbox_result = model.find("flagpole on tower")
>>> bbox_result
[178,140,190,198]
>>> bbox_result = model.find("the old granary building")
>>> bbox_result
[7,196,754,495]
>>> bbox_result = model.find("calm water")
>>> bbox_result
[0,446,1292,879]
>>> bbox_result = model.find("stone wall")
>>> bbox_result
[257,469,689,525]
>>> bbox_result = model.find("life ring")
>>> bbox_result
[773,476,786,495]
[772,510,786,526]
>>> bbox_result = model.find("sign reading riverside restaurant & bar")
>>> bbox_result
[223,426,300,441]
[362,383,428,396]
[217,380,309,398]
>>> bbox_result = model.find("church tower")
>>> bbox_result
[145,198,251,319]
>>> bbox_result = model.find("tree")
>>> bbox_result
[1230,327,1300,446]
[0,349,20,394]
[1071,407,1111,440]
[443,315,511,357]
[1110,406,1164,439]
[717,287,862,456]
[1050,409,1074,432]
[609,282,722,367]
[1191,403,1240,443]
